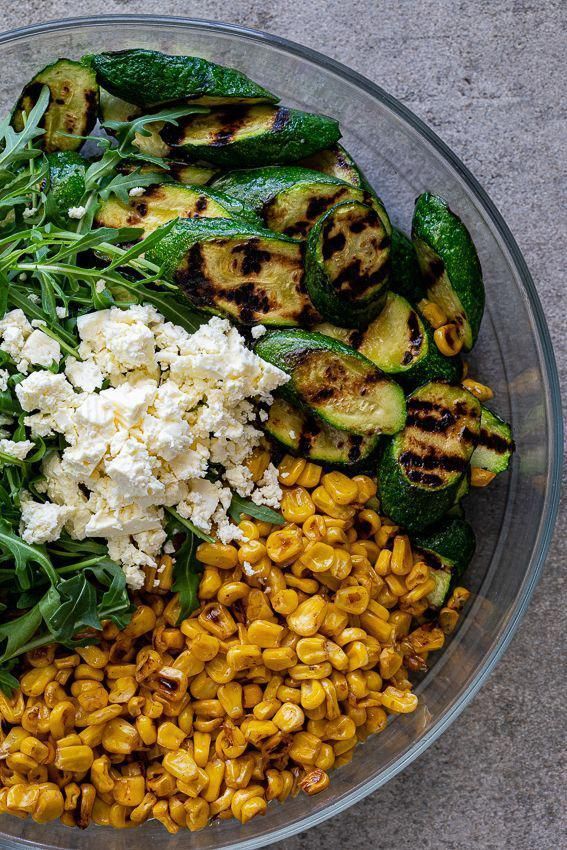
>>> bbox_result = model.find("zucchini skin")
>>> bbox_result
[159,105,341,168]
[12,59,98,153]
[299,144,365,187]
[471,406,515,473]
[412,518,476,578]
[305,201,390,328]
[45,151,86,223]
[378,438,460,532]
[85,49,278,107]
[390,227,426,304]
[412,192,485,350]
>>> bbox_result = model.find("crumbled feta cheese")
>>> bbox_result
[65,357,104,393]
[95,279,106,293]
[251,324,267,339]
[19,494,71,544]
[251,463,282,508]
[21,329,61,369]
[0,309,33,372]
[22,206,37,219]
[56,306,67,319]
[163,540,176,555]
[0,370,8,392]
[67,205,87,220]
[0,438,34,460]
[128,187,146,197]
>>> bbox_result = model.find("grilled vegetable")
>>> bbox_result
[99,89,141,124]
[377,381,481,531]
[255,329,406,436]
[471,406,514,473]
[412,518,476,606]
[147,217,319,327]
[305,201,390,328]
[44,151,86,222]
[117,159,218,187]
[299,144,365,186]
[211,166,391,238]
[412,192,485,351]
[390,227,425,304]
[12,59,98,153]
[266,397,381,465]
[147,105,341,168]
[95,184,261,237]
[86,49,278,107]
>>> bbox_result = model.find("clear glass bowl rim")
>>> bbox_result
[0,14,562,850]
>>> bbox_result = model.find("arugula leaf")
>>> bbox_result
[114,279,207,334]
[172,532,202,623]
[0,666,19,696]
[0,602,43,662]
[0,86,49,171]
[99,170,165,204]
[101,104,209,150]
[228,494,285,526]
[85,561,132,630]
[165,506,214,543]
[0,518,58,589]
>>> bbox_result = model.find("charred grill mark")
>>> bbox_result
[378,233,391,250]
[322,219,347,259]
[133,201,148,217]
[478,428,513,454]
[462,427,479,445]
[400,449,468,475]
[282,219,310,238]
[416,548,444,569]
[310,386,335,403]
[306,189,347,222]
[347,329,364,349]
[224,283,272,322]
[272,107,291,133]
[348,435,363,463]
[423,256,445,286]
[231,239,272,275]
[405,469,444,487]
[195,195,208,212]
[402,310,424,365]
[333,257,389,298]
[84,88,98,130]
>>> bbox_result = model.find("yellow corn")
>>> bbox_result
[312,486,356,520]
[157,721,186,750]
[278,455,306,486]
[196,542,238,569]
[101,719,140,755]
[288,732,322,766]
[300,767,330,795]
[434,323,463,356]
[470,467,496,487]
[266,526,303,565]
[262,647,297,671]
[381,686,419,713]
[247,620,284,648]
[54,745,94,772]
[270,588,299,616]
[462,377,494,401]
[322,471,359,505]
[334,585,370,615]
[281,487,316,523]
[419,299,447,328]
[287,596,327,636]
[296,462,323,489]
[439,607,460,634]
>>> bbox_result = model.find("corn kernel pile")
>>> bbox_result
[0,455,469,832]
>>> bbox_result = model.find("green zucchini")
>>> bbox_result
[99,89,141,124]
[266,397,380,466]
[314,295,462,389]
[446,471,470,518]
[211,166,391,238]
[146,217,319,327]
[471,406,514,473]
[149,105,341,168]
[377,381,481,531]
[12,59,98,153]
[305,201,390,328]
[412,518,476,606]
[95,183,261,237]
[117,159,218,187]
[412,192,485,351]
[299,144,365,187]
[427,570,452,608]
[86,49,278,108]
[44,151,86,223]
[390,227,426,304]
[255,329,406,437]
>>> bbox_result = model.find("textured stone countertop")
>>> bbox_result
[1,2,565,848]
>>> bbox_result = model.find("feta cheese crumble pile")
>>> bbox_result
[5,306,288,589]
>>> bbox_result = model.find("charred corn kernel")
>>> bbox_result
[352,474,377,504]
[218,682,244,719]
[241,719,278,745]
[471,466,496,487]
[278,455,306,485]
[447,586,471,610]
[262,646,298,673]
[196,542,238,569]
[82,704,122,726]
[300,541,335,573]
[434,322,463,356]
[405,561,430,589]
[289,731,322,766]
[225,644,262,672]
[247,620,284,648]
[408,626,446,653]
[272,702,305,732]
[198,602,237,640]
[237,539,267,567]
[32,787,64,823]
[130,791,156,824]
[156,721,186,750]
[379,647,404,679]
[101,719,140,755]
[184,796,210,831]
[402,578,437,604]
[439,606,460,634]
[296,461,322,489]
[365,706,388,734]
[289,661,332,681]
[218,581,250,606]
[322,471,359,505]
[420,299,447,328]
[281,486,316,523]
[19,736,49,764]
[190,633,220,662]
[54,745,94,772]
[462,377,494,401]
[345,641,369,672]
[334,585,370,615]
[113,774,145,807]
[300,767,330,795]
[312,486,356,520]
[381,686,418,713]
[19,665,57,697]
[287,596,327,636]
[162,750,198,782]
[90,755,115,794]
[153,799,179,834]
[266,526,303,565]
[199,567,223,600]
[375,549,392,577]
[271,588,299,616]
[302,514,327,541]
[296,637,328,665]
[77,645,109,668]
[385,573,408,596]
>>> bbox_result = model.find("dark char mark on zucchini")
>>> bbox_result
[421,256,445,286]
[402,310,424,365]
[478,427,515,455]
[24,80,98,136]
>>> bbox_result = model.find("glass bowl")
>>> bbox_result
[0,15,561,850]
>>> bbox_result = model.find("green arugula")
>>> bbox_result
[228,494,286,526]
[171,532,202,624]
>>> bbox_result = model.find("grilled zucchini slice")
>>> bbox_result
[471,406,514,474]
[299,144,365,187]
[146,217,319,327]
[44,151,86,223]
[12,59,98,153]
[95,184,261,237]
[390,227,426,304]
[411,518,476,606]
[117,159,218,187]
[211,166,391,238]
[266,397,380,466]
[412,193,485,351]
[99,89,142,124]
[255,329,406,436]
[377,381,481,531]
[305,201,390,328]
[150,105,341,168]
[86,49,278,108]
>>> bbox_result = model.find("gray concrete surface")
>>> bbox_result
[2,1,565,847]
